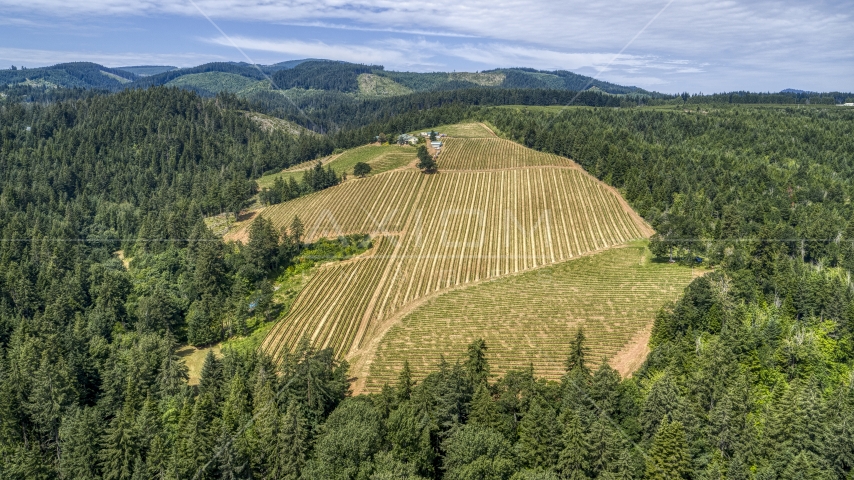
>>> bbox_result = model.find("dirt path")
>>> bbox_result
[608,326,651,377]
[478,122,498,137]
[347,176,429,380]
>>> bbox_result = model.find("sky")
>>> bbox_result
[0,0,851,94]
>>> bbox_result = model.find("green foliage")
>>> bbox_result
[0,62,137,90]
[3,74,854,479]
[443,424,517,480]
[272,60,380,93]
[166,72,260,94]
[416,145,437,173]
[645,417,691,480]
[353,161,372,177]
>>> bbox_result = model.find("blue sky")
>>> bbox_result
[1,0,852,93]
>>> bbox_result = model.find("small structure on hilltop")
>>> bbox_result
[431,141,443,150]
[397,134,418,145]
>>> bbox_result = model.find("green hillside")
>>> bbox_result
[0,62,137,90]
[116,65,177,76]
[166,72,261,93]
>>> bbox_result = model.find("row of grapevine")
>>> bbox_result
[360,168,646,339]
[261,170,423,242]
[260,131,659,382]
[439,137,577,170]
[261,236,398,360]
[365,244,700,391]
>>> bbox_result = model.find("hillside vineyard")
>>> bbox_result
[260,135,653,383]
[366,243,697,390]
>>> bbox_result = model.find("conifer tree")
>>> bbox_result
[59,406,102,480]
[469,384,505,434]
[644,417,690,480]
[587,415,619,477]
[198,350,223,404]
[275,399,310,479]
[557,408,590,480]
[217,375,251,478]
[249,367,279,477]
[100,399,139,480]
[565,328,589,375]
[517,396,561,469]
[397,360,415,402]
[465,338,490,387]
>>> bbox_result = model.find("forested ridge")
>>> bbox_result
[1,85,854,479]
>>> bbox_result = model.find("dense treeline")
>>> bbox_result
[129,62,269,90]
[0,62,136,91]
[4,258,851,478]
[258,162,341,205]
[0,84,107,104]
[683,91,853,105]
[248,88,639,135]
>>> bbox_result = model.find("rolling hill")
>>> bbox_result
[235,123,696,392]
[2,59,655,99]
[0,62,138,90]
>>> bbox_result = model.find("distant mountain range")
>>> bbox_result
[0,59,654,97]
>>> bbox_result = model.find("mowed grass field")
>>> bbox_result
[415,122,496,138]
[253,127,659,387]
[364,242,701,391]
[255,144,417,190]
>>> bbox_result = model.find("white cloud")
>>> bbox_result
[206,36,443,70]
[0,0,851,91]
[0,47,227,68]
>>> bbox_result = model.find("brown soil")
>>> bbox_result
[608,326,651,377]
[478,122,498,137]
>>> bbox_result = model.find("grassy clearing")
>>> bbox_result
[177,344,222,385]
[365,241,702,391]
[357,74,413,96]
[244,111,312,136]
[166,72,258,93]
[255,144,416,189]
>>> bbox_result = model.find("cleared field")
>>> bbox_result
[439,137,577,170]
[415,122,496,138]
[365,243,700,391]
[358,74,413,97]
[259,171,423,242]
[262,237,398,359]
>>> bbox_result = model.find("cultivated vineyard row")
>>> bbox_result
[260,169,647,364]
[439,138,577,170]
[365,244,698,390]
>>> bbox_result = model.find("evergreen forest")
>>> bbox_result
[1,82,854,479]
